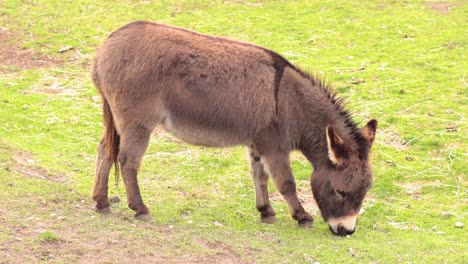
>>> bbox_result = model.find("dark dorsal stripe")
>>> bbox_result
[265,51,296,117]
[272,62,284,115]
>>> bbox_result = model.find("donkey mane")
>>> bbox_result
[292,69,370,160]
[321,84,371,160]
[249,37,368,158]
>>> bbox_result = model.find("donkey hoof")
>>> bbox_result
[109,196,120,204]
[135,213,153,222]
[297,212,314,228]
[261,215,276,224]
[298,218,314,228]
[95,205,111,214]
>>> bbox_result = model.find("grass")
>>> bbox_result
[0,0,467,263]
[38,231,61,243]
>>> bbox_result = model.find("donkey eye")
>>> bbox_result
[334,189,347,199]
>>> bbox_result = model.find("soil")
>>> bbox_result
[394,181,443,200]
[377,128,407,150]
[427,2,464,14]
[0,28,61,72]
[12,152,65,182]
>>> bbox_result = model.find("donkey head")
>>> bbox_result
[311,119,377,236]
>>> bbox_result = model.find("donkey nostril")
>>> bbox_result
[338,225,346,236]
[329,225,340,235]
[345,228,356,235]
[337,224,356,236]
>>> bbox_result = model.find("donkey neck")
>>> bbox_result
[296,78,360,169]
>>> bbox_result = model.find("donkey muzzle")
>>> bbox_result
[327,214,358,236]
[329,224,355,236]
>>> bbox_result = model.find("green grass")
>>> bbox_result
[0,0,467,263]
[38,231,61,243]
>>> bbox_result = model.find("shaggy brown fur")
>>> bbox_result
[91,21,378,235]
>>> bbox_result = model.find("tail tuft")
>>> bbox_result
[102,98,120,186]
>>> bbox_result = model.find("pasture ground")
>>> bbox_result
[0,1,467,263]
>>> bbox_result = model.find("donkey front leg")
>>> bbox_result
[248,146,276,224]
[262,153,314,227]
[92,138,112,213]
[118,124,152,221]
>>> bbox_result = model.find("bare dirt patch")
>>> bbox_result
[0,28,61,72]
[269,180,320,215]
[23,76,79,96]
[394,181,443,200]
[395,181,423,200]
[377,128,407,150]
[426,2,464,14]
[11,151,65,182]
[191,238,244,264]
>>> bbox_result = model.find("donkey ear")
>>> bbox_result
[326,126,348,166]
[362,119,378,144]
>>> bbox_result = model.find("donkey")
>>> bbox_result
[91,21,378,236]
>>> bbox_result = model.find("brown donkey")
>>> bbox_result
[92,21,378,236]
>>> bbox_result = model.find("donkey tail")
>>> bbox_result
[102,97,120,185]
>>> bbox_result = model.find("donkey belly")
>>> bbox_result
[161,110,250,147]
[154,75,274,147]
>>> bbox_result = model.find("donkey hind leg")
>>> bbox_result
[92,138,113,214]
[262,153,314,227]
[118,124,153,221]
[248,146,276,224]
